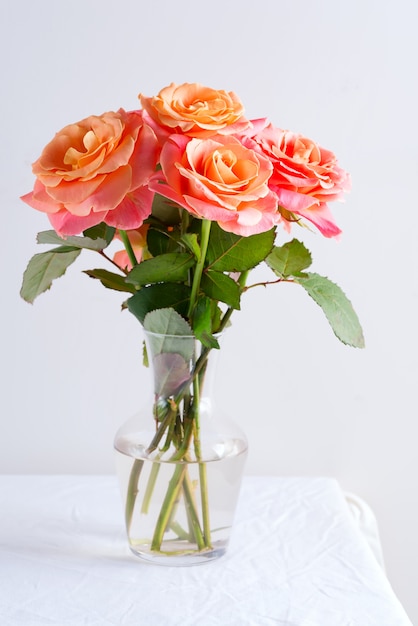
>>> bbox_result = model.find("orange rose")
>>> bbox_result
[149,134,277,236]
[21,110,159,236]
[139,82,250,138]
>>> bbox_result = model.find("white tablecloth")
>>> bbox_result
[0,475,412,626]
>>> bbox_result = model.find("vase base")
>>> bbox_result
[128,542,227,566]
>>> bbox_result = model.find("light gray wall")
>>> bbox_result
[2,0,417,621]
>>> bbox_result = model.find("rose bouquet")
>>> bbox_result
[21,82,364,561]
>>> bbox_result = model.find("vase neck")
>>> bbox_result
[143,331,223,404]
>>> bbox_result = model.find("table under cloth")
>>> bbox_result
[0,475,412,626]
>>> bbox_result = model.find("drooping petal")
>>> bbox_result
[218,207,276,236]
[275,187,320,213]
[183,194,236,221]
[48,208,108,236]
[21,181,62,214]
[294,202,342,238]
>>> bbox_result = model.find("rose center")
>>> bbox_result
[63,130,102,169]
[202,148,258,190]
[292,138,320,165]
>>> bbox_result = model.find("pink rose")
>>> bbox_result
[139,82,250,139]
[21,109,160,236]
[251,124,350,237]
[149,133,277,236]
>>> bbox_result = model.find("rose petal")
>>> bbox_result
[294,202,342,238]
[218,207,276,236]
[129,122,160,190]
[44,175,105,204]
[48,209,108,237]
[104,185,154,230]
[183,194,236,221]
[20,184,62,215]
[236,207,263,226]
[275,187,320,213]
[70,165,132,215]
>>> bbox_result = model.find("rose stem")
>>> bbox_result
[150,463,187,550]
[187,219,211,319]
[119,229,138,267]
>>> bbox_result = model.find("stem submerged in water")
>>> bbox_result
[125,458,143,533]
[192,367,212,548]
[150,463,186,550]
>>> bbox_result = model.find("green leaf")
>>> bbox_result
[37,230,109,251]
[83,223,115,246]
[266,239,312,278]
[192,296,220,349]
[83,269,137,293]
[206,223,275,272]
[20,249,81,303]
[150,192,181,225]
[41,244,81,253]
[211,302,223,334]
[295,272,365,348]
[200,270,241,309]
[144,309,194,362]
[126,253,194,287]
[144,308,193,336]
[127,283,191,323]
[153,353,191,397]
[147,227,178,256]
[180,233,201,261]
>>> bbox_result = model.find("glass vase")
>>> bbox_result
[114,330,248,566]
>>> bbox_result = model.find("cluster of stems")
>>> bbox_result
[124,338,213,551]
[123,219,214,552]
[121,217,247,553]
